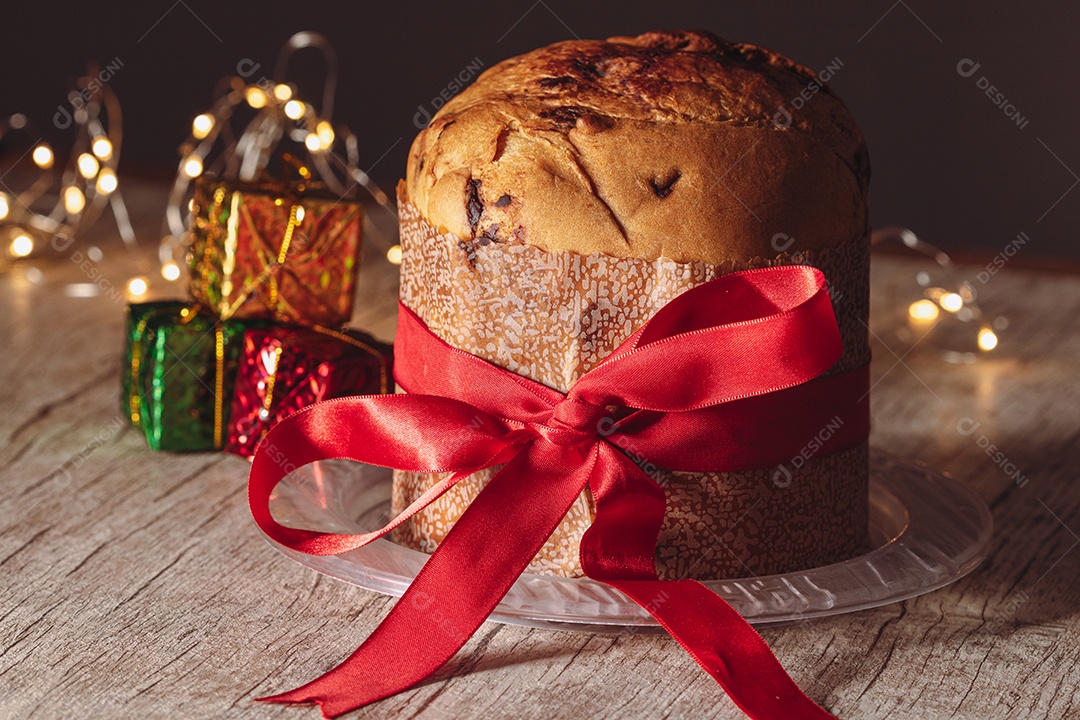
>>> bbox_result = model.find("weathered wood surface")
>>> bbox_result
[1,189,1079,719]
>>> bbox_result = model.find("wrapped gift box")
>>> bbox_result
[188,177,364,326]
[122,301,268,452]
[225,325,393,458]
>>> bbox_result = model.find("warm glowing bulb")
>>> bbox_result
[939,292,963,313]
[182,155,204,178]
[9,234,33,258]
[127,276,149,296]
[245,86,268,108]
[908,299,939,322]
[0,193,9,220]
[284,100,304,120]
[304,133,320,151]
[77,153,99,179]
[977,328,998,351]
[32,144,54,169]
[161,261,181,281]
[273,84,292,101]
[91,137,113,160]
[386,245,403,265]
[192,113,214,139]
[63,186,86,215]
[294,206,305,223]
[96,167,118,195]
[316,121,335,149]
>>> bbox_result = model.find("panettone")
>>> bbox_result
[392,29,871,579]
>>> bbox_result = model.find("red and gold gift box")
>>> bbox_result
[188,177,364,326]
[225,325,393,458]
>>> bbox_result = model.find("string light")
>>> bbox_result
[939,292,964,313]
[91,137,113,160]
[273,84,292,101]
[0,67,129,270]
[294,206,305,223]
[96,167,118,194]
[63,186,86,215]
[32,144,54,169]
[873,227,1007,361]
[245,87,268,108]
[161,261,181,281]
[192,113,214,139]
[316,121,334,149]
[908,299,939,322]
[127,276,149,296]
[304,133,321,151]
[9,234,34,258]
[283,100,305,120]
[77,153,99,179]
[386,245,403,265]
[182,155,204,178]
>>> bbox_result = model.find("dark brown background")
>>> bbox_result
[2,1,1077,261]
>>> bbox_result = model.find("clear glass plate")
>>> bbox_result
[262,447,993,631]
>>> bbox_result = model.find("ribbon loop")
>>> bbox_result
[572,266,841,412]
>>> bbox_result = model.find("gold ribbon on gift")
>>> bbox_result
[213,323,225,449]
[264,203,303,313]
[260,345,285,419]
[213,198,308,321]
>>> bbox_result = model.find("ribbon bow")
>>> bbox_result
[249,265,869,719]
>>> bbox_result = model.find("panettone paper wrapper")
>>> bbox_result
[225,326,394,458]
[393,194,870,579]
[188,178,363,326]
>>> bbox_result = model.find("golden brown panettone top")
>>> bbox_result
[404,29,869,264]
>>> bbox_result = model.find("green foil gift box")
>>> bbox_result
[188,177,364,326]
[122,301,269,452]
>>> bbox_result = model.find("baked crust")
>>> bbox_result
[405,29,869,265]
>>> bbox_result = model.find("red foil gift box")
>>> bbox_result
[188,177,364,326]
[225,326,393,458]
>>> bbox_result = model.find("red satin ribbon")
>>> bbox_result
[248,265,869,719]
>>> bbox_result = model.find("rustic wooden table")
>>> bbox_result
[2,187,1078,719]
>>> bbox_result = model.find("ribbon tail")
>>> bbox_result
[581,447,837,720]
[257,440,598,717]
[606,578,836,720]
